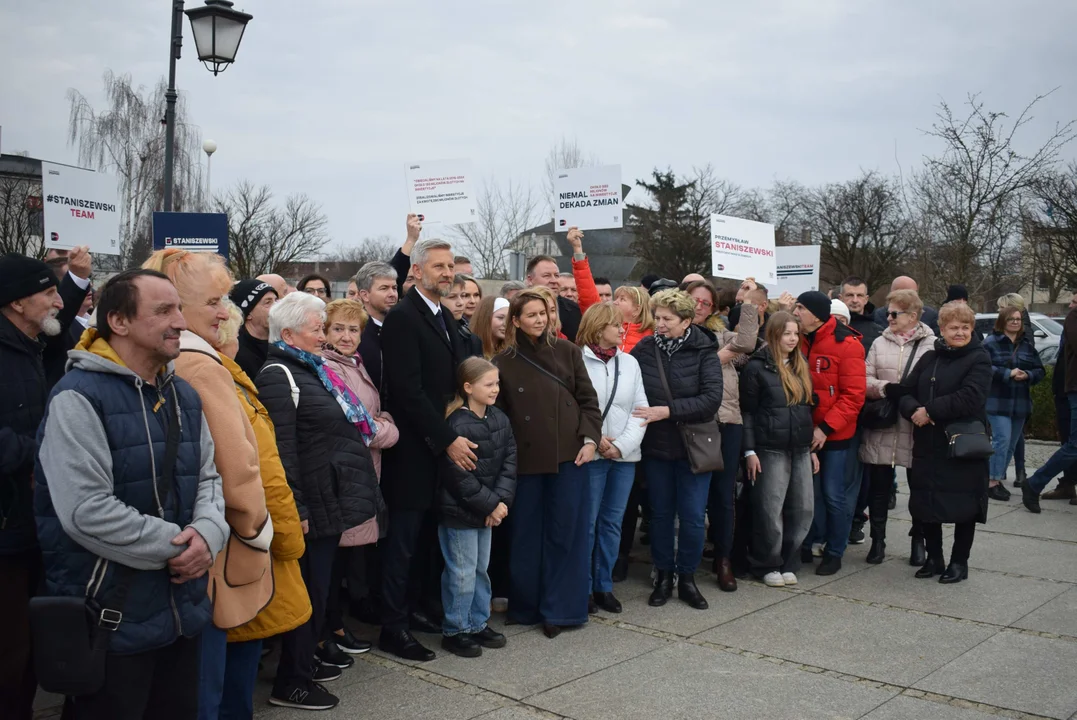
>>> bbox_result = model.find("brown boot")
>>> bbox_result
[1042,483,1077,501]
[717,557,738,592]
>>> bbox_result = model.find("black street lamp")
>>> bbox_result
[162,0,253,211]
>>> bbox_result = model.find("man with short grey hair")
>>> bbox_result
[354,261,399,389]
[559,272,578,303]
[500,280,526,300]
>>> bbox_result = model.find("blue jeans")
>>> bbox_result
[1029,392,1077,492]
[643,458,712,575]
[988,414,1027,481]
[804,446,853,558]
[586,459,636,593]
[438,526,492,637]
[198,625,263,720]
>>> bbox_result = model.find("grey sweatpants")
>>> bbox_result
[748,449,814,576]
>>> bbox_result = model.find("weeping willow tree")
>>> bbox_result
[67,70,206,267]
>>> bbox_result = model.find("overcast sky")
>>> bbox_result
[3,0,1077,251]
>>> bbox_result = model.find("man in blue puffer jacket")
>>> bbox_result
[34,269,228,719]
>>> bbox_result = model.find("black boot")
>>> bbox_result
[1022,481,1042,514]
[677,574,709,610]
[909,529,926,567]
[866,521,886,565]
[593,591,623,614]
[612,557,629,583]
[1015,468,1027,488]
[648,570,673,607]
[915,555,945,579]
[939,562,969,584]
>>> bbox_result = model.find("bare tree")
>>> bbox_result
[0,175,44,257]
[910,92,1076,300]
[452,177,542,279]
[543,136,601,217]
[213,180,330,278]
[1025,163,1077,300]
[67,71,206,267]
[320,235,398,267]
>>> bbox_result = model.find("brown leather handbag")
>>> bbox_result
[653,345,724,474]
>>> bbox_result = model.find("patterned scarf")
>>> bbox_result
[273,341,378,445]
[588,344,617,364]
[654,327,691,357]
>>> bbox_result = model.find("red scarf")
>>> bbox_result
[588,344,617,364]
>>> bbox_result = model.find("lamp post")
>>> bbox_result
[162,0,252,212]
[202,139,217,204]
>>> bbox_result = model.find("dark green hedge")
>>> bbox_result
[1027,366,1059,441]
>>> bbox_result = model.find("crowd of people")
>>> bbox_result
[3,214,1075,719]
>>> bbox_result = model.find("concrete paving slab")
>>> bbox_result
[421,619,666,700]
[471,707,561,720]
[981,505,1077,543]
[260,669,501,720]
[530,641,896,720]
[695,593,995,686]
[814,557,1070,625]
[914,630,1077,719]
[1011,586,1077,638]
[862,694,1015,720]
[965,532,1077,583]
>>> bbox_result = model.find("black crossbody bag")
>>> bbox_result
[29,397,181,696]
[860,338,924,430]
[928,358,994,461]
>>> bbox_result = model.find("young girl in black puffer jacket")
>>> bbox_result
[438,357,518,658]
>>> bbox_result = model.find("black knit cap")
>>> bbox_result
[797,290,832,322]
[945,284,969,303]
[229,279,277,319]
[0,253,59,307]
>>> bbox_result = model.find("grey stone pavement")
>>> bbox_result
[34,444,1077,719]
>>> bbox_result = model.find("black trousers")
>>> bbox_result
[866,464,896,537]
[1056,393,1077,486]
[0,549,42,720]
[346,543,383,605]
[617,464,650,560]
[275,533,339,691]
[62,636,201,720]
[325,546,349,636]
[922,521,976,563]
[488,516,512,598]
[381,510,441,631]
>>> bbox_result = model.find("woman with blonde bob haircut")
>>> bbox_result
[576,302,648,613]
[493,289,602,637]
[612,285,654,353]
[142,249,288,718]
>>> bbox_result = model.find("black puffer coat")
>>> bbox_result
[438,406,517,529]
[740,346,815,453]
[894,335,991,524]
[631,326,723,461]
[256,346,382,540]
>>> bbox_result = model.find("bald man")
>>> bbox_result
[257,273,289,297]
[682,272,706,285]
[872,275,939,333]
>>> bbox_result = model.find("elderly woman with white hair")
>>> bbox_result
[255,291,384,711]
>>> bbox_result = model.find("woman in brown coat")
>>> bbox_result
[493,289,603,638]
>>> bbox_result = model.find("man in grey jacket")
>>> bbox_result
[34,268,228,719]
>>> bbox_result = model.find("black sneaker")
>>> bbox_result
[471,626,507,649]
[815,555,842,576]
[848,522,866,545]
[312,661,343,682]
[315,641,354,669]
[333,628,372,655]
[269,681,340,711]
[442,633,482,658]
[987,483,1011,502]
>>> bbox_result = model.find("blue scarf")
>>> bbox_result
[273,341,378,445]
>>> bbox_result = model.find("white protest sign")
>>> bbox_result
[710,214,776,284]
[41,162,121,255]
[404,159,476,226]
[775,245,822,295]
[554,165,623,231]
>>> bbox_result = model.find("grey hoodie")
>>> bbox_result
[37,349,228,570]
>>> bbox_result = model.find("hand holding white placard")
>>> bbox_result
[40,162,121,255]
[554,165,623,231]
[404,159,476,226]
[710,214,776,284]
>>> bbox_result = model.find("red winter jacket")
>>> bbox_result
[801,317,866,446]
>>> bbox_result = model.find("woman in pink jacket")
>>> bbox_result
[319,299,400,663]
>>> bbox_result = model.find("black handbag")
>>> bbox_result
[29,396,181,696]
[928,359,994,460]
[860,338,923,430]
[653,345,723,474]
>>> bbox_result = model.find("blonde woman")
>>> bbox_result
[612,285,655,353]
[741,312,819,587]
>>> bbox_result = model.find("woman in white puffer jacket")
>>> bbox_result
[577,303,649,615]
[859,289,935,566]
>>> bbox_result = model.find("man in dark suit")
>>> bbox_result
[354,260,399,390]
[379,239,475,661]
[526,254,582,342]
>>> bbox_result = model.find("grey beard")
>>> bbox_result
[41,317,62,337]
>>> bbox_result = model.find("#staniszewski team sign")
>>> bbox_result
[710,213,777,285]
[152,212,230,260]
[404,159,477,226]
[775,244,821,295]
[554,165,623,231]
[40,162,121,255]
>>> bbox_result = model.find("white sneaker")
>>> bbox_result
[811,543,825,557]
[781,572,798,586]
[762,571,785,587]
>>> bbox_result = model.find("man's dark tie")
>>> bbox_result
[434,309,448,339]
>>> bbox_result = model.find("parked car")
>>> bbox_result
[974,312,1061,357]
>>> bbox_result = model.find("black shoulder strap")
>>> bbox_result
[92,387,182,640]
[899,338,924,383]
[601,355,620,421]
[653,344,676,407]
[517,349,573,395]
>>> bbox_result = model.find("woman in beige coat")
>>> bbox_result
[859,289,934,565]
